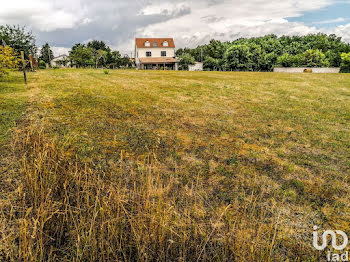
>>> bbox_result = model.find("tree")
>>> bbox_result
[224,44,252,71]
[175,48,184,57]
[87,40,108,51]
[0,25,36,58]
[177,33,350,71]
[277,53,295,67]
[69,44,93,68]
[340,53,350,73]
[206,39,226,60]
[120,55,133,68]
[92,49,107,68]
[0,45,19,77]
[178,53,195,70]
[260,52,278,71]
[302,49,330,67]
[106,50,122,68]
[204,56,220,71]
[39,43,54,65]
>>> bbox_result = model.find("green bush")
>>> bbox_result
[276,49,330,68]
[39,60,46,69]
[340,53,350,73]
[104,69,109,75]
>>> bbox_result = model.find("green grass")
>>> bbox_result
[1,69,350,261]
[0,73,28,147]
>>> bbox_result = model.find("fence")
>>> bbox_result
[273,67,340,73]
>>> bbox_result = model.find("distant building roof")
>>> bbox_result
[52,55,68,61]
[135,38,175,48]
[139,57,177,63]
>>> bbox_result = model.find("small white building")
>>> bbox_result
[51,55,70,68]
[189,62,203,71]
[135,38,178,70]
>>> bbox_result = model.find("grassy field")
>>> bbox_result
[1,69,349,261]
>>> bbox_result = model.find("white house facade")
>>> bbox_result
[51,55,70,68]
[135,38,178,70]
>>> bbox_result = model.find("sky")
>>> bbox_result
[1,0,350,56]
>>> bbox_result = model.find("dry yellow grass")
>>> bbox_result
[1,69,350,261]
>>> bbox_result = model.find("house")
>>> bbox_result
[135,38,178,70]
[51,55,70,68]
[189,62,203,71]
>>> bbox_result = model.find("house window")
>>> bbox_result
[146,51,152,57]
[161,51,166,57]
[163,41,168,47]
[153,42,158,47]
[145,41,150,47]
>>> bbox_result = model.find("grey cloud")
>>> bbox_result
[201,15,225,23]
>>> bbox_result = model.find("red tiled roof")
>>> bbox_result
[139,57,177,63]
[135,38,175,48]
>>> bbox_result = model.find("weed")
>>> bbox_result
[1,69,349,261]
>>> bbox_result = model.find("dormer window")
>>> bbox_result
[145,41,150,47]
[163,41,168,47]
[152,42,158,47]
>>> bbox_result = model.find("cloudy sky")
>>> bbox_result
[1,0,350,56]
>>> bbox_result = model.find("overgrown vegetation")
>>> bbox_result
[341,52,350,72]
[178,53,195,70]
[0,25,36,59]
[0,45,19,77]
[176,34,350,71]
[69,41,133,69]
[0,69,349,261]
[0,73,27,146]
[39,43,54,66]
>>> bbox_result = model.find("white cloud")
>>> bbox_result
[330,23,350,42]
[312,17,349,24]
[0,0,89,31]
[140,3,190,16]
[1,0,349,52]
[51,46,71,57]
[138,0,333,48]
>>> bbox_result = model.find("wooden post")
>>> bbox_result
[21,51,27,85]
[29,55,34,71]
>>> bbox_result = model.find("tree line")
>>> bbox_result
[1,24,350,72]
[176,34,350,72]
[68,41,133,68]
[0,25,133,70]
[39,41,133,69]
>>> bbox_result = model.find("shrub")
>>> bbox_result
[39,60,46,69]
[0,45,19,77]
[303,49,330,67]
[104,69,109,74]
[340,53,350,73]
[276,49,330,68]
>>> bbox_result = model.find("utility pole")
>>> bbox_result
[21,51,27,85]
